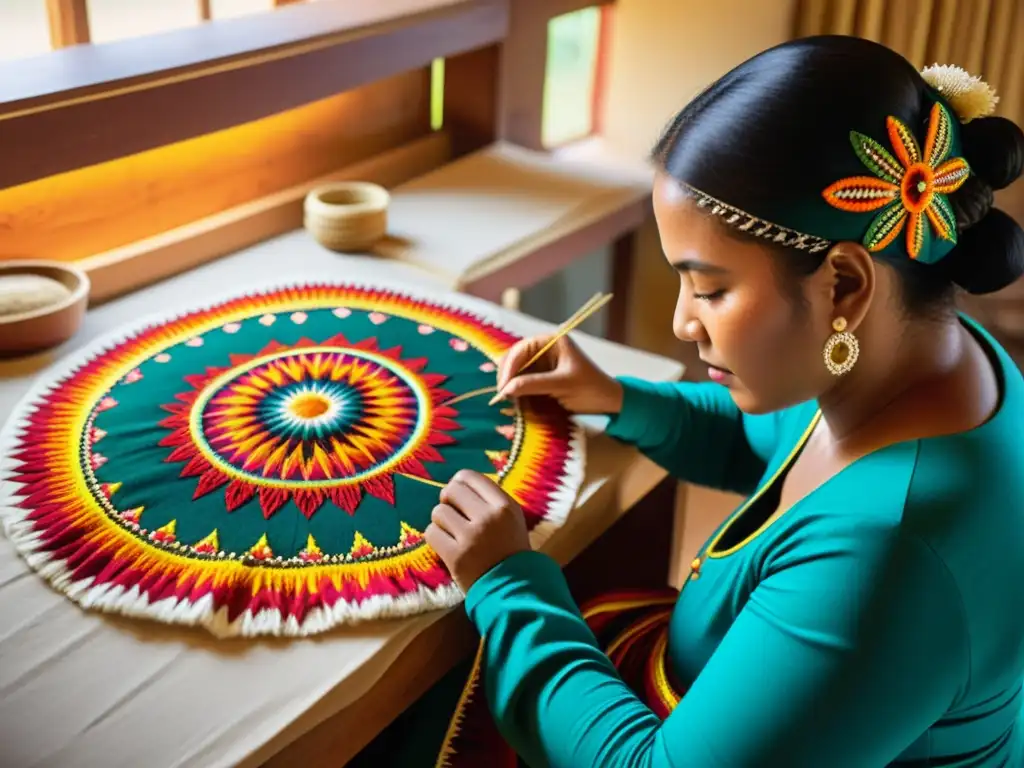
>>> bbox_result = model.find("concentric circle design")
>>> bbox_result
[194,348,427,483]
[167,342,441,519]
[0,284,584,638]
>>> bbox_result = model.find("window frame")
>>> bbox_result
[541,3,613,149]
[0,0,508,189]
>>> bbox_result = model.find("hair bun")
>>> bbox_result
[942,207,1024,295]
[950,175,994,231]
[959,116,1024,190]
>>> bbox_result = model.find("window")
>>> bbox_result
[0,0,51,61]
[87,0,200,44]
[0,0,297,58]
[542,6,606,148]
[210,0,274,19]
[430,57,445,131]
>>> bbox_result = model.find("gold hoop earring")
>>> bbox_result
[823,317,859,376]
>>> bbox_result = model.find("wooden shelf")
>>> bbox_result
[374,140,652,289]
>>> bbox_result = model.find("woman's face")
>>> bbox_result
[652,173,834,414]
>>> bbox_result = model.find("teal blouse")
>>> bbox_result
[465,318,1024,767]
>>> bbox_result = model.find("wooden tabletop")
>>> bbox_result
[0,236,683,768]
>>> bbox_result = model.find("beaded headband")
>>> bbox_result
[683,184,834,254]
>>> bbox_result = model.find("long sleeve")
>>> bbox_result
[464,522,968,768]
[604,377,785,496]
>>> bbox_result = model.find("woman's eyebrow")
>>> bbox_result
[671,259,730,275]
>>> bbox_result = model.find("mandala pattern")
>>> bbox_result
[0,284,584,638]
[161,337,457,519]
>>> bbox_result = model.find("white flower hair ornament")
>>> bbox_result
[920,64,999,123]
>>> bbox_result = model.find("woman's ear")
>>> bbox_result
[821,242,875,332]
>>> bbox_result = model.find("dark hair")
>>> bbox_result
[652,36,1024,317]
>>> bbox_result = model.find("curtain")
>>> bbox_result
[793,0,1024,359]
[795,0,1022,129]
[793,0,1023,218]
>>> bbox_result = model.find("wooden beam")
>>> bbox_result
[80,132,453,304]
[497,0,549,150]
[1,71,431,263]
[3,0,472,104]
[442,44,501,156]
[0,0,508,190]
[45,0,90,48]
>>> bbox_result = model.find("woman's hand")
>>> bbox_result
[424,470,531,593]
[495,334,624,414]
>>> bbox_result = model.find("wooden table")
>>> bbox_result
[0,238,683,768]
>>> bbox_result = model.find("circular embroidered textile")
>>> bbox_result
[0,284,584,637]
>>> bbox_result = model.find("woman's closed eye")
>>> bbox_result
[693,288,726,302]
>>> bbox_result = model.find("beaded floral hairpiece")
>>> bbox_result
[822,102,970,263]
[920,64,999,123]
[680,64,993,263]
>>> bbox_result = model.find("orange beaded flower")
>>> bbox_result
[823,102,970,262]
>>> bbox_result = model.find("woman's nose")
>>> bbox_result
[673,294,708,343]
[675,317,707,343]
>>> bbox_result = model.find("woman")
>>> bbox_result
[357,36,1024,766]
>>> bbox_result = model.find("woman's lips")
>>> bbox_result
[703,361,733,383]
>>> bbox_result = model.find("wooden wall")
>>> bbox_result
[598,0,799,360]
[0,69,431,262]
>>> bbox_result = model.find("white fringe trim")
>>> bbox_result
[0,277,586,638]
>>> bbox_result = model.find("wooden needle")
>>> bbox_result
[487,292,613,406]
[437,294,608,409]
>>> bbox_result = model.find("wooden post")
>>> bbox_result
[497,0,551,150]
[607,229,636,344]
[197,0,212,21]
[46,0,90,48]
[442,44,501,157]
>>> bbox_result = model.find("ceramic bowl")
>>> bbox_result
[0,261,90,356]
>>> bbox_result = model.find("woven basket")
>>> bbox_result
[303,182,390,252]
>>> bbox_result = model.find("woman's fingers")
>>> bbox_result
[431,502,469,536]
[439,478,483,515]
[501,371,561,398]
[450,469,508,508]
[497,336,555,390]
[424,521,457,560]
